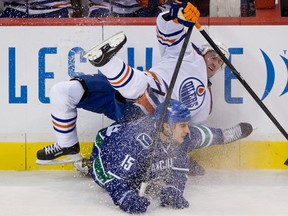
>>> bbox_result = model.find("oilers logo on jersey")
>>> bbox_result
[179,77,206,111]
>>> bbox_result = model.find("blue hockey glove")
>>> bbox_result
[119,191,150,214]
[170,1,200,27]
[160,186,189,209]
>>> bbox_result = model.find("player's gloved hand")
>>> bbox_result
[160,186,189,209]
[170,0,200,27]
[119,190,150,214]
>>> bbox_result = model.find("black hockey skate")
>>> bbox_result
[84,31,127,67]
[36,142,82,165]
[222,122,253,144]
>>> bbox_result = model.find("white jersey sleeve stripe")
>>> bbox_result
[156,27,186,47]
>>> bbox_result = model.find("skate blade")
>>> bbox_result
[36,154,82,165]
[83,31,126,60]
[74,159,90,175]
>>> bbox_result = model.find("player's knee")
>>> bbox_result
[50,80,85,107]
[50,81,70,100]
[50,81,74,107]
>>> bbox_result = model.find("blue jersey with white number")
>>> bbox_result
[89,116,223,205]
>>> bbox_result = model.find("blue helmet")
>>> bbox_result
[155,99,191,128]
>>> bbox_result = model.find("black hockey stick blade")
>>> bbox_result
[195,22,288,141]
[284,158,288,166]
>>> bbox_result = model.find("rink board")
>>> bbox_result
[0,16,287,170]
[1,140,288,170]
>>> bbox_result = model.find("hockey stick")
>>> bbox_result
[139,25,194,196]
[194,22,288,141]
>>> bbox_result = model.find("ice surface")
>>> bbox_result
[0,169,288,216]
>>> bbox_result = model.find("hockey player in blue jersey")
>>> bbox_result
[85,99,253,213]
[36,1,229,171]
